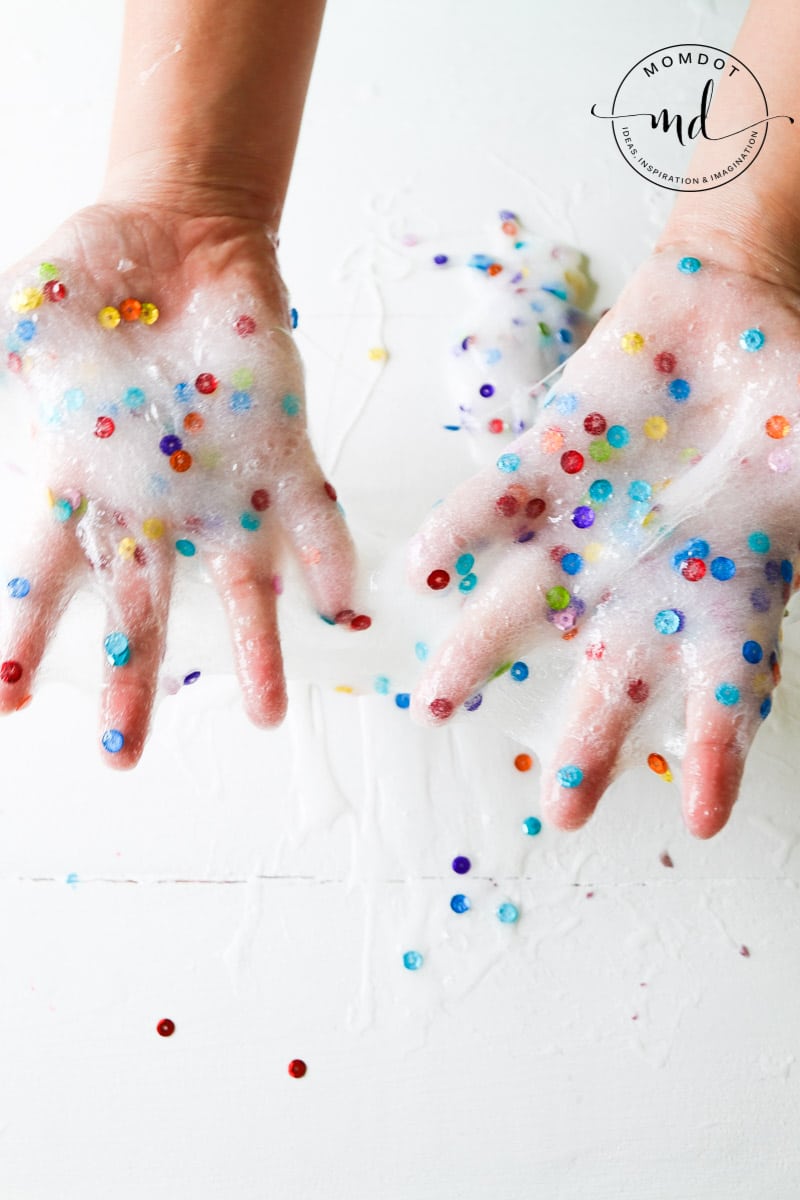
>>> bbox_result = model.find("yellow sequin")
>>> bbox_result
[118,537,137,560]
[142,518,165,540]
[584,542,604,563]
[643,415,668,440]
[11,287,43,314]
[335,685,354,694]
[368,347,388,361]
[139,302,159,325]
[98,306,121,330]
[620,331,645,354]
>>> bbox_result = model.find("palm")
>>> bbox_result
[410,249,800,837]
[0,203,357,764]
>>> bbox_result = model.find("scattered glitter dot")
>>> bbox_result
[450,894,471,914]
[643,415,669,440]
[546,586,571,611]
[0,660,22,683]
[653,351,676,373]
[156,1019,175,1037]
[742,640,763,664]
[183,671,201,685]
[607,425,629,448]
[515,753,533,772]
[234,314,256,337]
[288,1059,307,1078]
[766,414,791,439]
[668,378,691,401]
[455,554,475,575]
[561,449,584,474]
[648,753,669,775]
[463,693,482,711]
[102,729,124,753]
[497,903,519,923]
[748,531,770,553]
[677,256,702,274]
[522,817,542,836]
[510,661,529,681]
[403,950,423,971]
[627,678,650,704]
[589,479,613,503]
[427,569,450,590]
[104,632,130,667]
[681,557,706,581]
[430,698,453,720]
[710,556,736,581]
[452,856,471,875]
[497,452,520,473]
[654,608,684,634]
[395,693,410,709]
[583,412,606,435]
[620,331,645,354]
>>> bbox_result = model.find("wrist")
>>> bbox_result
[657,196,800,293]
[99,147,284,229]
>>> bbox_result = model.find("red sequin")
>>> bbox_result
[350,614,371,631]
[95,416,115,439]
[7,352,21,373]
[43,280,67,302]
[156,1019,175,1037]
[324,481,337,502]
[681,557,706,581]
[586,642,605,660]
[488,419,505,434]
[550,544,570,563]
[288,1059,307,1078]
[430,698,453,719]
[251,489,270,511]
[427,569,450,590]
[583,412,606,435]
[0,661,22,684]
[560,449,584,474]
[653,351,676,374]
[195,373,218,395]
[134,545,147,567]
[525,497,546,519]
[627,678,650,704]
[334,609,356,624]
[234,314,257,337]
[495,494,519,517]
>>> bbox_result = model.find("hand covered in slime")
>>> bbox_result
[0,204,359,766]
[410,248,800,838]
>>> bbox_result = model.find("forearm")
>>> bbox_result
[100,0,326,226]
[658,0,800,288]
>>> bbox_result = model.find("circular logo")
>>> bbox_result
[598,44,769,192]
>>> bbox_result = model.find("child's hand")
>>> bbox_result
[409,247,800,838]
[0,203,358,767]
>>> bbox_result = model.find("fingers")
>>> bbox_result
[272,451,359,622]
[208,543,287,728]
[408,458,549,591]
[681,673,765,839]
[542,650,648,832]
[410,544,547,723]
[0,522,83,713]
[99,537,174,770]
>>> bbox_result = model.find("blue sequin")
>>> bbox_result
[468,253,492,271]
[7,577,30,599]
[589,479,613,503]
[282,393,301,416]
[522,817,542,836]
[497,903,519,924]
[710,556,736,581]
[557,764,583,788]
[497,452,520,472]
[555,392,578,415]
[52,499,72,522]
[104,632,130,667]
[452,856,471,874]
[290,307,299,329]
[174,382,193,402]
[101,729,125,754]
[395,693,410,709]
[455,553,475,575]
[175,539,196,557]
[123,387,146,409]
[557,328,574,344]
[628,480,652,503]
[230,391,252,411]
[403,951,423,970]
[607,424,630,448]
[654,608,684,635]
[63,387,85,411]
[414,641,429,662]
[464,693,483,711]
[183,671,201,685]
[748,531,770,553]
[668,378,691,401]
[510,661,529,681]
[16,319,36,342]
[450,894,471,914]
[433,254,449,266]
[760,695,773,720]
[374,675,390,695]
[742,640,763,664]
[739,328,765,352]
[781,559,793,583]
[561,552,583,576]
[240,512,260,531]
[459,573,478,593]
[715,683,740,706]
[678,256,702,274]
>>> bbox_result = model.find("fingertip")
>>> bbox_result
[242,676,288,728]
[542,765,602,832]
[682,747,743,839]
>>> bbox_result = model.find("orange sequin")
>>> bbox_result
[170,450,192,473]
[514,753,533,772]
[647,753,668,775]
[183,412,204,433]
[766,414,791,439]
[120,298,142,322]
